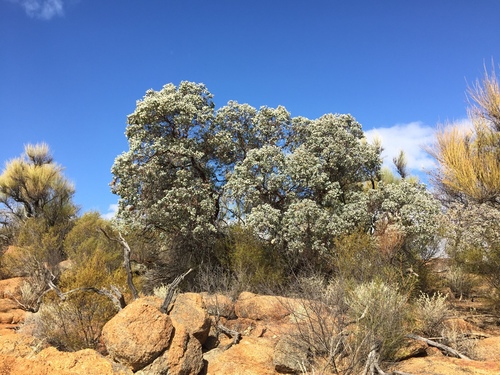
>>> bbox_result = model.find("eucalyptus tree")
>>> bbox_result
[112,81,442,279]
[111,82,219,254]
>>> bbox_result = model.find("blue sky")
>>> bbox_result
[1,1,499,218]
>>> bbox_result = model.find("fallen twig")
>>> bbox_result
[406,334,471,360]
[217,323,241,350]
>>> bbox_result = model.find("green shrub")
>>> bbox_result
[348,281,410,361]
[414,291,449,336]
[447,266,477,299]
[28,291,117,351]
[23,213,128,351]
[227,225,285,294]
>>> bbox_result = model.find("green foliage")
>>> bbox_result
[285,276,412,372]
[111,83,381,266]
[413,292,449,336]
[63,212,121,269]
[368,180,442,261]
[2,217,67,281]
[111,81,443,291]
[0,143,77,227]
[27,216,127,351]
[348,281,409,361]
[31,291,117,351]
[445,202,500,293]
[332,229,408,288]
[111,82,218,249]
[431,67,499,208]
[226,225,285,293]
[446,265,477,299]
[430,66,500,304]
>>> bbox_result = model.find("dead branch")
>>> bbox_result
[100,228,139,300]
[160,268,193,314]
[362,343,418,375]
[217,323,242,350]
[406,334,471,360]
[14,282,126,312]
[363,343,384,375]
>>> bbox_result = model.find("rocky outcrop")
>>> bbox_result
[393,356,500,375]
[235,292,293,321]
[0,332,131,375]
[201,292,235,318]
[102,294,210,374]
[1,278,500,375]
[476,336,500,361]
[137,324,204,375]
[0,346,132,375]
[273,335,311,373]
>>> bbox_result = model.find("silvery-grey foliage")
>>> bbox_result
[111,82,441,261]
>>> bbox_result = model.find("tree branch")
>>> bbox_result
[406,334,471,360]
[217,323,242,351]
[100,228,139,300]
[160,268,193,314]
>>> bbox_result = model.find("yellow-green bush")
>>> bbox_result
[226,225,285,294]
[26,212,129,351]
[348,281,410,361]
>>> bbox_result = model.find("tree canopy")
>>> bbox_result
[111,82,441,274]
[430,68,500,208]
[0,143,77,228]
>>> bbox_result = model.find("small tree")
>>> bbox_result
[112,82,443,290]
[430,67,500,208]
[430,66,500,298]
[0,143,77,227]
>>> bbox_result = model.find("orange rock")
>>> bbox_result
[443,317,481,333]
[169,293,211,345]
[201,292,235,318]
[0,277,24,300]
[1,347,132,375]
[224,317,257,336]
[102,296,174,371]
[0,298,19,312]
[167,323,204,375]
[205,336,277,375]
[0,332,41,357]
[139,323,205,375]
[273,335,311,373]
[235,292,295,321]
[0,309,26,325]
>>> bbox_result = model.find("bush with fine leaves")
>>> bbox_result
[348,281,409,361]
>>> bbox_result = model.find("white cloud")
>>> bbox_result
[10,0,64,20]
[101,203,118,220]
[365,121,437,174]
[365,118,473,177]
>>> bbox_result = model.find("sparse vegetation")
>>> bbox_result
[414,291,449,336]
[0,67,498,375]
